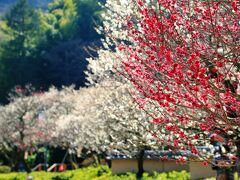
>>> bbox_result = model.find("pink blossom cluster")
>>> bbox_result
[118,0,240,157]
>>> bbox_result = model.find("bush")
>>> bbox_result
[0,165,11,173]
[167,171,190,180]
[51,174,73,180]
[140,171,190,180]
[0,166,193,180]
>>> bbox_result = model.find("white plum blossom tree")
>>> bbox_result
[0,86,79,171]
[38,86,79,147]
[85,49,161,177]
[0,91,44,171]
[51,86,109,156]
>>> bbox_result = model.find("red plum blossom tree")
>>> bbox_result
[114,0,239,165]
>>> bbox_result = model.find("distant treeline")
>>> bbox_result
[0,0,105,103]
[0,0,51,15]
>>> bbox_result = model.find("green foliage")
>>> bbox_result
[51,173,74,180]
[0,165,11,173]
[47,0,105,40]
[48,0,78,40]
[26,154,37,167]
[0,0,104,103]
[0,0,45,103]
[3,0,40,57]
[0,166,193,180]
[74,0,105,40]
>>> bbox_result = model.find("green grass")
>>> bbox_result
[0,166,190,180]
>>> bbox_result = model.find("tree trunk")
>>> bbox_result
[236,142,240,179]
[216,170,234,180]
[14,151,31,173]
[93,154,100,166]
[216,142,240,180]
[136,149,145,179]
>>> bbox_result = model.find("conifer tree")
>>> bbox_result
[0,0,41,103]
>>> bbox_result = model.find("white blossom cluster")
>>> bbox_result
[85,47,161,156]
[0,87,79,153]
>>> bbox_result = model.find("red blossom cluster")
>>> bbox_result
[119,0,240,154]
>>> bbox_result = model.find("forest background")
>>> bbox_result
[0,0,105,104]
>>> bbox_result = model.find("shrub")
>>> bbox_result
[167,171,190,180]
[0,165,11,173]
[0,166,194,179]
[51,174,73,180]
[96,166,109,177]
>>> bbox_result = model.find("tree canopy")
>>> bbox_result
[0,0,104,103]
